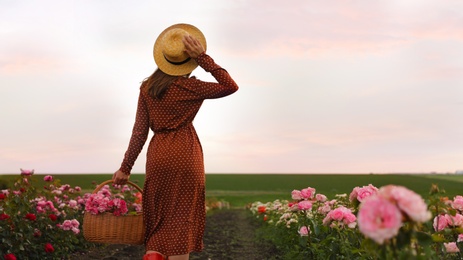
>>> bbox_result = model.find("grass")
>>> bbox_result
[1,173,463,207]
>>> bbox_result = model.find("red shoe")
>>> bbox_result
[143,252,167,260]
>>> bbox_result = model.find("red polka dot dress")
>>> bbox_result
[119,53,238,256]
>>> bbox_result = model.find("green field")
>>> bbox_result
[1,173,463,207]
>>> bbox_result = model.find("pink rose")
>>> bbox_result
[318,202,332,215]
[20,168,34,176]
[379,185,431,223]
[322,206,357,228]
[349,187,359,202]
[298,226,309,236]
[358,196,402,244]
[446,213,463,227]
[444,242,460,253]
[458,234,463,242]
[300,187,316,199]
[43,175,53,182]
[298,200,312,210]
[291,190,303,200]
[356,184,378,202]
[316,194,327,202]
[452,196,463,211]
[433,215,449,231]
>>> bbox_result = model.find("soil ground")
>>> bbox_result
[70,209,280,260]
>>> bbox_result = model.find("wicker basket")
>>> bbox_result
[83,180,144,245]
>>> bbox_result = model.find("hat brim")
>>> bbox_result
[153,24,207,76]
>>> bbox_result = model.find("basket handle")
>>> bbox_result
[92,180,143,194]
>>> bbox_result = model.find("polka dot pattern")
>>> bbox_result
[119,53,238,256]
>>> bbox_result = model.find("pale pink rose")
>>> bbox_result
[20,168,34,176]
[298,200,313,210]
[444,242,460,253]
[379,185,431,223]
[445,214,463,227]
[2,190,9,196]
[316,194,327,202]
[349,187,359,202]
[458,234,463,242]
[43,175,53,182]
[433,215,449,231]
[452,196,463,211]
[68,200,78,209]
[298,226,309,236]
[356,184,379,202]
[318,202,332,215]
[358,196,402,244]
[300,187,316,199]
[72,227,80,234]
[291,190,303,200]
[323,206,357,228]
[74,186,82,192]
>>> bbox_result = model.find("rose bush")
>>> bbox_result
[0,171,142,259]
[0,171,93,259]
[250,183,463,259]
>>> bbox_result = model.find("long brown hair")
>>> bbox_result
[143,69,179,99]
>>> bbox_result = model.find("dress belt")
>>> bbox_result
[153,123,191,134]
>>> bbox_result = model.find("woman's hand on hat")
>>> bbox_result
[183,35,205,59]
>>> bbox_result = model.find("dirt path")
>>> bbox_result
[71,209,279,260]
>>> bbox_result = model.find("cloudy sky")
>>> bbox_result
[1,0,462,174]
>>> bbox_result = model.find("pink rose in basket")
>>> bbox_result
[358,195,402,244]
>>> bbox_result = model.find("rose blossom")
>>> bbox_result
[444,242,460,253]
[25,213,36,221]
[44,243,54,253]
[4,254,16,260]
[452,195,463,211]
[433,215,449,231]
[298,226,309,236]
[445,213,463,227]
[379,185,431,223]
[291,190,303,200]
[316,194,327,202]
[20,168,34,176]
[358,196,402,244]
[323,206,357,228]
[350,184,379,203]
[318,201,332,215]
[297,200,312,210]
[43,175,53,182]
[300,187,316,199]
[458,234,463,243]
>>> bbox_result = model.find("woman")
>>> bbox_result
[112,24,238,260]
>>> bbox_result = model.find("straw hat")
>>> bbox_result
[153,23,207,76]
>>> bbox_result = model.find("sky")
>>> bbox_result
[1,0,462,174]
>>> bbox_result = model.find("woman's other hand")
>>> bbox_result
[183,35,205,59]
[112,170,129,185]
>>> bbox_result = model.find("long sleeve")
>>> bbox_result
[119,90,150,175]
[189,53,239,99]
